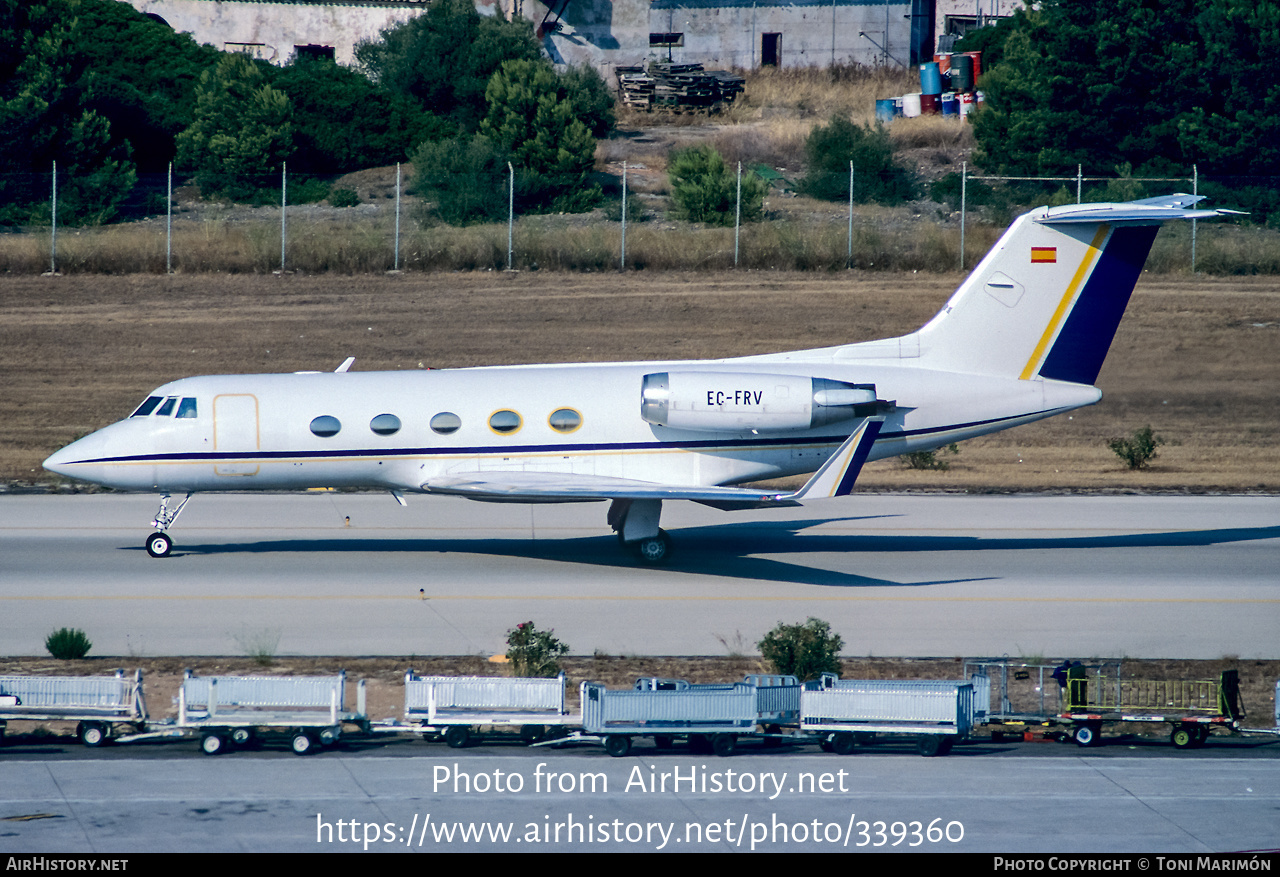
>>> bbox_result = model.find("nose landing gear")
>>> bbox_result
[145,493,192,558]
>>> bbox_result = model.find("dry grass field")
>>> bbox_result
[2,270,1278,491]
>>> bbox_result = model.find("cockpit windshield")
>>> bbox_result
[130,396,198,418]
[131,396,163,417]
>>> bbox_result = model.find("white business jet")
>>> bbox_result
[44,195,1230,562]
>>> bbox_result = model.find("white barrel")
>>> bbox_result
[901,92,922,118]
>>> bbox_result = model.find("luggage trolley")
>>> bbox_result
[800,676,975,756]
[178,671,367,755]
[400,671,580,747]
[0,669,148,747]
[582,679,759,756]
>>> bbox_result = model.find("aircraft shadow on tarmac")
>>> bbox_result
[124,518,1280,590]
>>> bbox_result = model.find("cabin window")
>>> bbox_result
[176,398,198,419]
[131,396,163,417]
[310,415,341,437]
[430,412,461,435]
[549,408,582,433]
[488,410,522,435]
[155,396,178,417]
[370,413,401,436]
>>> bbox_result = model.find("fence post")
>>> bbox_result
[280,162,287,272]
[507,161,514,270]
[960,161,967,271]
[394,162,402,272]
[847,160,854,267]
[166,162,173,274]
[50,160,57,275]
[1191,164,1198,274]
[734,161,742,267]
[1076,164,1082,204]
[620,161,627,271]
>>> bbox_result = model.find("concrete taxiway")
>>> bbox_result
[1,493,1277,658]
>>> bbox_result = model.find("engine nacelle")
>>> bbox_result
[640,372,885,433]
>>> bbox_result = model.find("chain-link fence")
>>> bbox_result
[3,162,1275,276]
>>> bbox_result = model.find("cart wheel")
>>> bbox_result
[604,735,632,757]
[1073,724,1100,747]
[917,735,945,757]
[819,737,835,753]
[1171,726,1196,749]
[291,732,316,755]
[229,728,254,749]
[712,734,737,757]
[519,724,546,744]
[201,733,227,756]
[444,726,471,749]
[78,722,108,747]
[831,732,857,755]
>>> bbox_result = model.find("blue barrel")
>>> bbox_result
[875,99,895,123]
[919,62,942,96]
[941,92,958,116]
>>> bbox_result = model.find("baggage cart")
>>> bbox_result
[0,669,148,747]
[800,676,974,756]
[400,671,579,747]
[177,670,366,756]
[582,680,758,756]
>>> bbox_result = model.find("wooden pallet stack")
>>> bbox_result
[615,62,745,112]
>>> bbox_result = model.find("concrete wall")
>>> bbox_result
[126,0,428,66]
[125,0,912,74]
[538,0,912,72]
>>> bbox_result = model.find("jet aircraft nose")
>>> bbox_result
[43,429,109,481]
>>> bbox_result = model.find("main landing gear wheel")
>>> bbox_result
[146,532,173,558]
[632,530,671,564]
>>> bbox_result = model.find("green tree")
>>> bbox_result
[272,56,447,174]
[971,0,1280,186]
[667,144,765,226]
[356,0,540,131]
[412,133,510,225]
[0,0,136,225]
[758,618,843,682]
[176,54,294,201]
[62,0,222,172]
[480,59,601,213]
[798,115,913,205]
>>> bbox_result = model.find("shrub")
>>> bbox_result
[798,115,913,205]
[668,144,765,226]
[758,617,842,681]
[1108,425,1165,470]
[46,627,92,659]
[329,188,360,208]
[900,443,959,470]
[506,621,569,678]
[412,134,510,225]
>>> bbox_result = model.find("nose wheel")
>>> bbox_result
[146,532,173,558]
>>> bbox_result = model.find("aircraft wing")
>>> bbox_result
[420,419,883,509]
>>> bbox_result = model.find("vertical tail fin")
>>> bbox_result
[915,196,1227,383]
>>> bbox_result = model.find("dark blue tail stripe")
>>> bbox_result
[1038,225,1158,385]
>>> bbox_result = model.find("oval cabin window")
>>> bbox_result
[310,415,341,437]
[430,412,461,435]
[370,413,401,436]
[489,410,522,435]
